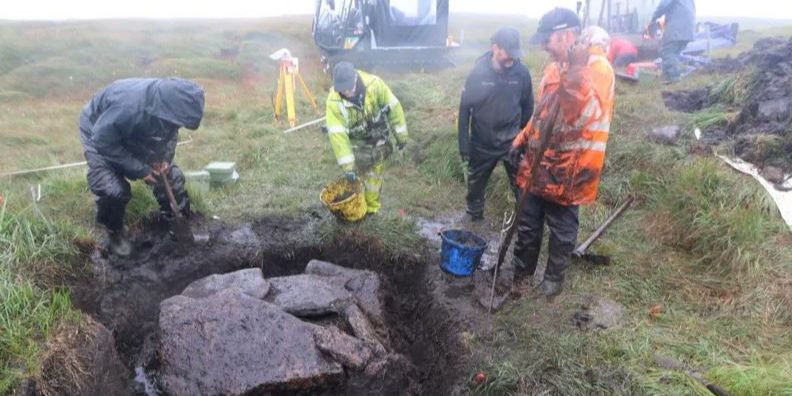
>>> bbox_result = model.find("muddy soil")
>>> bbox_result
[661,88,710,113]
[68,214,472,396]
[665,36,792,174]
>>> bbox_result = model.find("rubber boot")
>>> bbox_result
[537,279,563,297]
[105,227,131,257]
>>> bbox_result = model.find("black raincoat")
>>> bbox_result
[80,78,205,179]
[79,78,204,231]
[458,51,533,158]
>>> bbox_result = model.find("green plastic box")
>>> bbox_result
[204,162,237,186]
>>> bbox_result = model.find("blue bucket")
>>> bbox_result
[440,229,487,277]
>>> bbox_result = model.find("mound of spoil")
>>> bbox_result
[665,37,792,174]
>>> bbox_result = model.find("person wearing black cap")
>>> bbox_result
[509,8,615,296]
[324,62,409,215]
[458,27,534,222]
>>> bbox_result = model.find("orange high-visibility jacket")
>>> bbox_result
[512,48,615,206]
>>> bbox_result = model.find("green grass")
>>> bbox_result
[0,15,791,395]
[708,355,792,396]
[650,158,784,274]
[0,200,81,393]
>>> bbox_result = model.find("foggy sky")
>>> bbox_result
[2,0,790,21]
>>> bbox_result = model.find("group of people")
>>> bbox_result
[80,4,693,297]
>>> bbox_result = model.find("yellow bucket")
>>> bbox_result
[320,179,367,222]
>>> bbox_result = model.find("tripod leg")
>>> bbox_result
[285,70,296,127]
[274,65,285,121]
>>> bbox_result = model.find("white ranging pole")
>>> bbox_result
[0,139,194,178]
[283,116,326,134]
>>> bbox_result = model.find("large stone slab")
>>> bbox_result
[159,290,343,396]
[181,268,270,299]
[313,325,374,370]
[304,260,384,324]
[267,274,354,316]
[343,304,386,356]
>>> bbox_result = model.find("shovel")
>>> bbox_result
[572,196,634,264]
[160,173,194,243]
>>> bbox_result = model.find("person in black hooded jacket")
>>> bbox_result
[459,27,534,221]
[79,78,205,256]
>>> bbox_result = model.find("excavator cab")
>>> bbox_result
[313,0,454,68]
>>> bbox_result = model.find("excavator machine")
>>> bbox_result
[312,0,456,69]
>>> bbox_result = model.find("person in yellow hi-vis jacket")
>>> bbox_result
[325,62,408,214]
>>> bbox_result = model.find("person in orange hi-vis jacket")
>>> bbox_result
[508,8,615,296]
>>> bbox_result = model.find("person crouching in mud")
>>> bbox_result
[79,78,205,256]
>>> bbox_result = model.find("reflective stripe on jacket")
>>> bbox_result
[512,49,615,206]
[325,71,408,171]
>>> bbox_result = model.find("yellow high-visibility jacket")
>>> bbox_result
[325,71,408,171]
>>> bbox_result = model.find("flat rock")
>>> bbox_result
[345,272,384,325]
[159,290,343,396]
[649,125,680,144]
[305,259,368,279]
[303,260,384,324]
[313,325,374,370]
[573,295,626,331]
[343,304,386,356]
[181,268,270,300]
[268,274,353,316]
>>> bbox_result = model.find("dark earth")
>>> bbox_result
[663,36,792,175]
[66,213,469,395]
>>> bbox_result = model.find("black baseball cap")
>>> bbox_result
[333,61,358,92]
[491,27,523,59]
[529,8,581,45]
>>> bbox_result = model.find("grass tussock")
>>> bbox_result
[649,158,782,275]
[708,355,792,396]
[0,267,79,394]
[319,213,423,264]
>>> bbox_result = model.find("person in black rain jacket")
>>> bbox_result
[459,27,534,221]
[79,78,204,256]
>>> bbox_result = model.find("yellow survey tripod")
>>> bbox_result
[270,49,319,127]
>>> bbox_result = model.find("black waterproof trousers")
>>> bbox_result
[466,153,519,219]
[512,194,579,282]
[85,152,189,231]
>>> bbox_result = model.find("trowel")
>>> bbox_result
[160,174,194,243]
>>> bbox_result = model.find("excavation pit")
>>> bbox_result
[70,215,467,396]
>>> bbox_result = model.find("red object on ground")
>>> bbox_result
[625,61,659,77]
[608,37,639,64]
[473,372,487,385]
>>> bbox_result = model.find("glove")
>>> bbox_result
[344,171,357,182]
[508,146,524,167]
